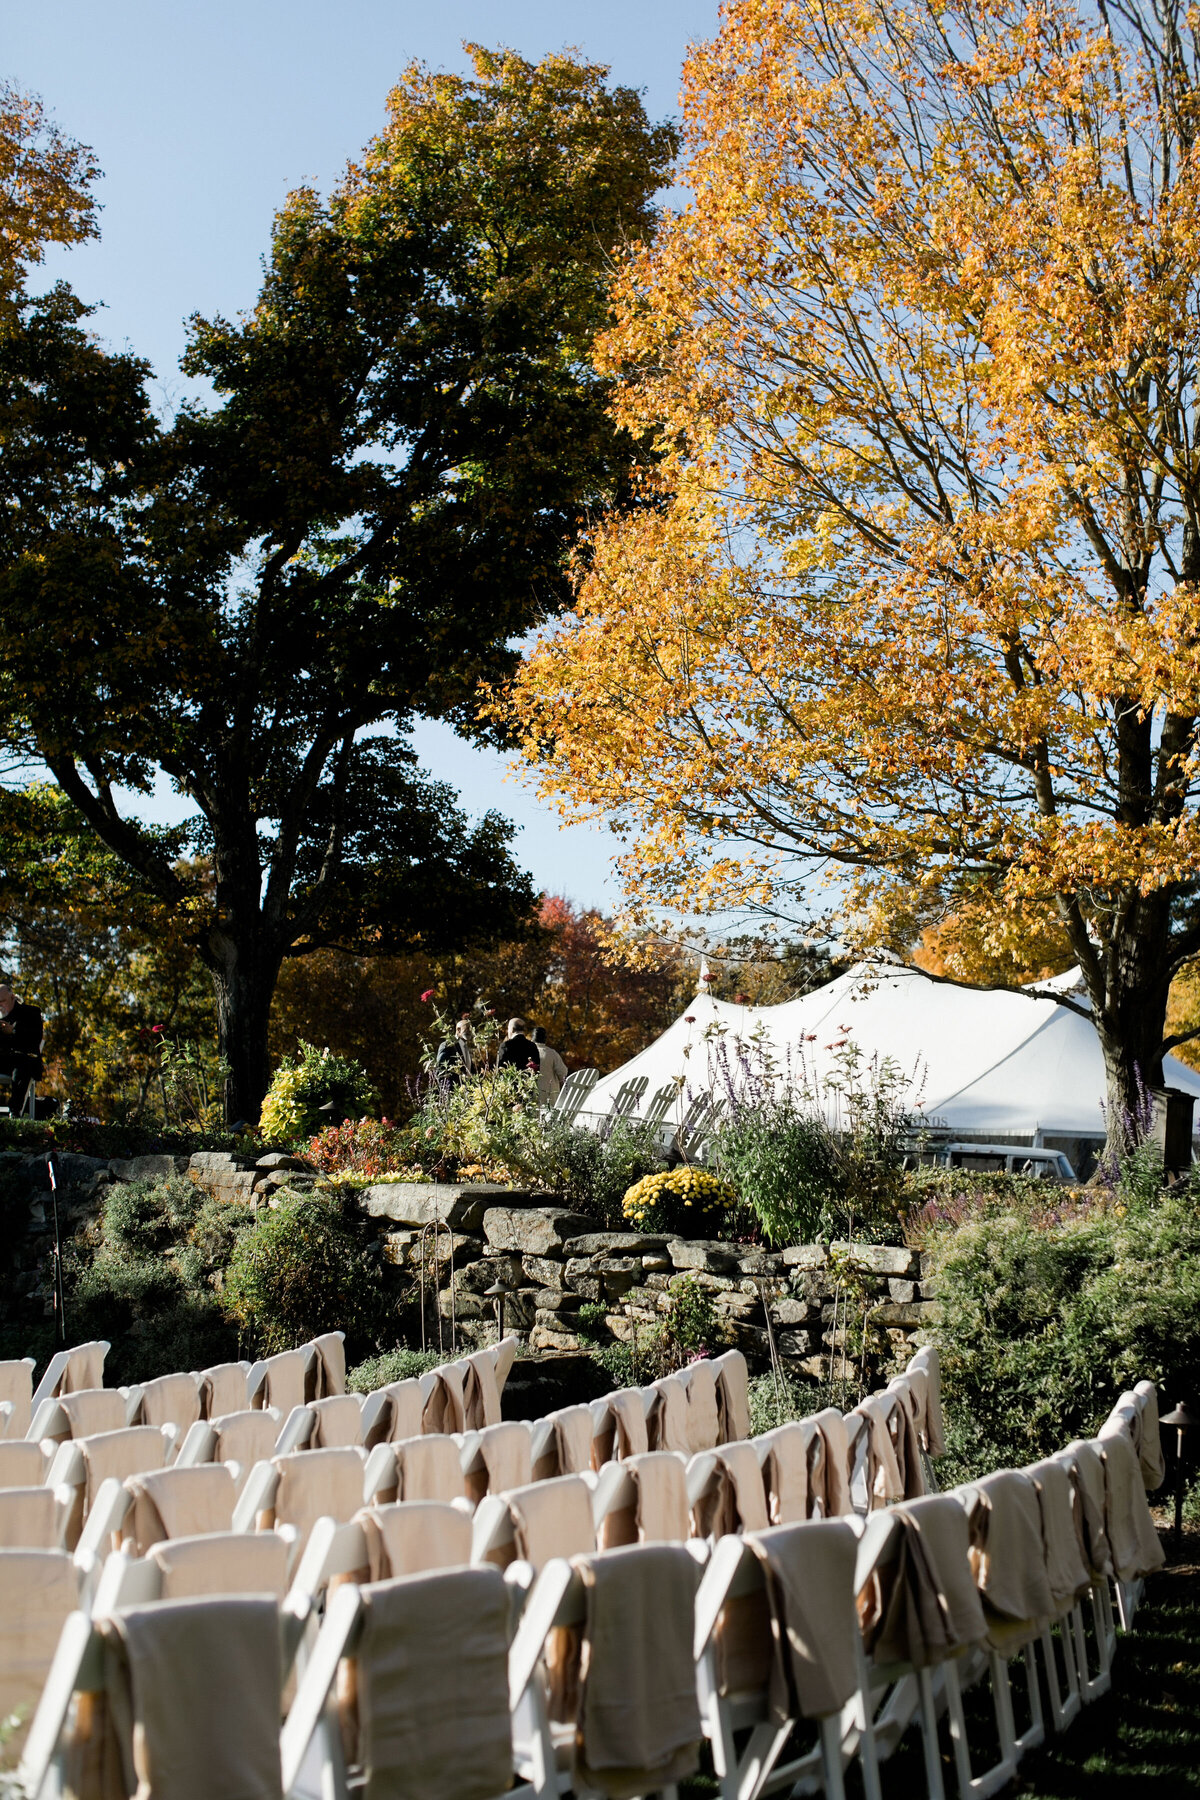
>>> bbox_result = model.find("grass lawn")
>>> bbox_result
[1007,1524,1200,1797]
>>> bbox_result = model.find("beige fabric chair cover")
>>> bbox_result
[884,1380,927,1499]
[462,1351,503,1431]
[79,1427,168,1513]
[58,1342,106,1395]
[310,1395,363,1448]
[212,1409,282,1486]
[307,1333,346,1400]
[897,1494,988,1647]
[1133,1380,1166,1487]
[683,1360,720,1454]
[1054,1439,1112,1578]
[148,1530,291,1600]
[90,1594,283,1800]
[363,1380,424,1450]
[0,1359,32,1439]
[341,1567,513,1800]
[0,1484,63,1549]
[504,1476,597,1570]
[744,1518,861,1716]
[758,1423,808,1525]
[573,1542,702,1798]
[895,1365,929,1450]
[714,1351,752,1444]
[421,1366,466,1435]
[269,1447,365,1549]
[0,1549,79,1765]
[124,1464,236,1555]
[254,1349,309,1416]
[812,1409,851,1518]
[592,1389,649,1468]
[957,1471,1054,1642]
[532,1405,595,1480]
[857,1508,968,1670]
[851,1396,905,1509]
[1023,1458,1091,1611]
[137,1373,201,1434]
[907,1345,946,1456]
[0,1439,49,1489]
[357,1501,473,1580]
[59,1388,126,1440]
[468,1420,532,1501]
[394,1435,465,1504]
[643,1377,692,1455]
[601,1451,690,1550]
[1098,1429,1166,1582]
[691,1443,769,1539]
[198,1362,248,1420]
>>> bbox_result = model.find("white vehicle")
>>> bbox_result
[922,1141,1077,1181]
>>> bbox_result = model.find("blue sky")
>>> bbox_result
[8,1,721,909]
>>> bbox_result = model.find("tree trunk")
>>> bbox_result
[1089,898,1174,1160]
[203,929,283,1126]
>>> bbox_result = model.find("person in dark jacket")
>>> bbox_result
[0,985,43,1115]
[497,1017,539,1077]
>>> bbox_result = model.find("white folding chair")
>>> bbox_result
[29,1342,109,1413]
[281,1562,537,1800]
[0,1542,99,1769]
[694,1526,867,1800]
[0,1356,35,1439]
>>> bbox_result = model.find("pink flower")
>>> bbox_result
[150,1024,163,1035]
[734,993,748,1005]
[420,988,435,1003]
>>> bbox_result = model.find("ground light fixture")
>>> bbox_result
[484,1274,520,1344]
[1160,1401,1195,1546]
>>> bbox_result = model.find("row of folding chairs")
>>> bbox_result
[13,1367,1166,1800]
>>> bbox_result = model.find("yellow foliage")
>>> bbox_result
[504,0,1200,1101]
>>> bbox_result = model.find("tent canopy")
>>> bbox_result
[582,960,1200,1142]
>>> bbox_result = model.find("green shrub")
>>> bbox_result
[65,1249,237,1385]
[931,1185,1200,1483]
[346,1346,444,1392]
[712,1107,841,1245]
[260,1043,379,1141]
[101,1176,203,1256]
[222,1187,387,1357]
[660,1275,730,1359]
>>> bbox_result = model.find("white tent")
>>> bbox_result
[582,959,1200,1149]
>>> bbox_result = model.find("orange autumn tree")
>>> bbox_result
[509,0,1200,1136]
[0,83,97,302]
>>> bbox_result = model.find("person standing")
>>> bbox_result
[497,1017,539,1077]
[531,1026,568,1107]
[0,984,43,1115]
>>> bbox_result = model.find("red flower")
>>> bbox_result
[420,988,435,1003]
[700,970,715,982]
[150,1024,163,1034]
[685,1015,696,1024]
[734,993,748,1005]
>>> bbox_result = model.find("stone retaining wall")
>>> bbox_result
[359,1182,940,1375]
[0,1159,939,1377]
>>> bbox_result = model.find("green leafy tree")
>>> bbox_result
[0,48,677,1121]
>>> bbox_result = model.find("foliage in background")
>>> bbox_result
[222,1187,390,1354]
[507,0,1200,1142]
[0,786,224,1125]
[272,896,693,1116]
[929,1181,1200,1483]
[346,1347,444,1393]
[64,1177,246,1385]
[306,1118,410,1180]
[259,1044,378,1142]
[709,1031,917,1244]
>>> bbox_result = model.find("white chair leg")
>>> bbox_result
[819,1713,847,1800]
[916,1666,946,1800]
[941,1656,1016,1800]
